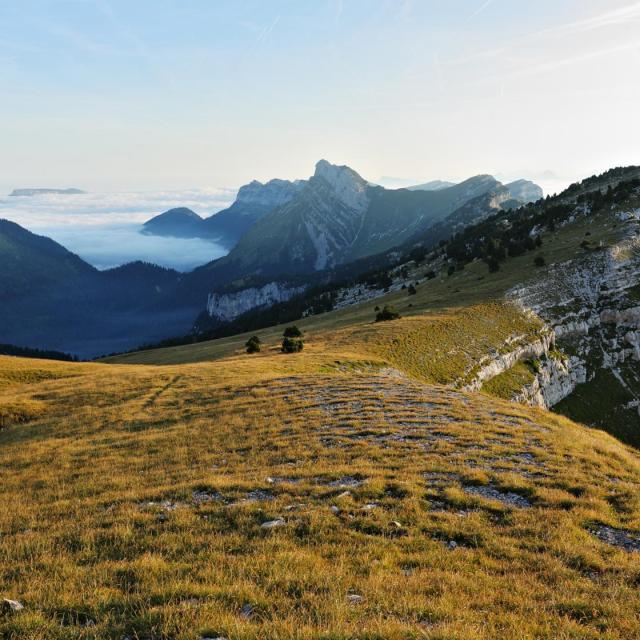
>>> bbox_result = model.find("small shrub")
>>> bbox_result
[283,326,302,338]
[407,284,417,296]
[282,337,304,353]
[534,256,546,267]
[245,336,261,354]
[488,258,500,273]
[375,305,400,322]
[447,265,456,277]
[425,270,436,280]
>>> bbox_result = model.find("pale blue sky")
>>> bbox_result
[1,0,639,194]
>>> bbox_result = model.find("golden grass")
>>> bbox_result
[2,208,638,638]
[2,348,640,639]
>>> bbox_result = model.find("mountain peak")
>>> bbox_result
[314,159,365,184]
[312,160,368,211]
[235,178,304,208]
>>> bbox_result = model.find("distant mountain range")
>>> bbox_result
[145,161,542,281]
[9,188,86,196]
[1,160,543,357]
[190,162,540,288]
[142,179,304,247]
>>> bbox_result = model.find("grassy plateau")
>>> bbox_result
[2,206,640,639]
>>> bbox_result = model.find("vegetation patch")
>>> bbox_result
[354,302,543,385]
[481,360,536,400]
[0,399,45,428]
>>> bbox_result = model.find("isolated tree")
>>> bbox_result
[447,264,456,277]
[245,336,261,354]
[283,325,302,338]
[375,305,400,322]
[281,336,304,353]
[488,258,500,273]
[407,284,417,296]
[534,256,546,268]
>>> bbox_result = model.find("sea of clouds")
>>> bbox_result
[0,187,237,271]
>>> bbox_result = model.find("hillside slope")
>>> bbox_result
[4,169,640,636]
[0,219,96,299]
[114,167,640,448]
[0,222,199,357]
[3,330,640,638]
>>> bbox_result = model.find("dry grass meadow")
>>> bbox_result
[2,210,640,638]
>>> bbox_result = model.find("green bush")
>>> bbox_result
[407,284,417,296]
[245,336,261,354]
[534,255,545,267]
[375,305,400,322]
[283,325,303,338]
[282,337,304,353]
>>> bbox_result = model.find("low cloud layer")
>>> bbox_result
[0,188,236,271]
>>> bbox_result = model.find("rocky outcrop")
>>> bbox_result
[505,209,640,412]
[513,353,586,407]
[206,281,306,323]
[461,331,554,393]
[505,179,543,204]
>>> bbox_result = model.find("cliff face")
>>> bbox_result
[505,209,640,427]
[206,281,306,323]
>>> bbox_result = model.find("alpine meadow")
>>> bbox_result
[1,2,640,639]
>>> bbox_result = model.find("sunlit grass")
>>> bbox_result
[2,347,640,638]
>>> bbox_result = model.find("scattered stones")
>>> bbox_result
[346,594,364,604]
[447,540,458,550]
[246,489,274,502]
[430,432,456,442]
[240,603,254,619]
[261,518,285,529]
[192,490,225,504]
[463,485,531,508]
[1,598,24,613]
[589,524,640,552]
[423,471,461,484]
[145,499,182,511]
[328,476,365,488]
[284,503,306,511]
[266,476,300,485]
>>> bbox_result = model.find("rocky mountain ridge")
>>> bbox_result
[507,207,640,439]
[196,162,540,317]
